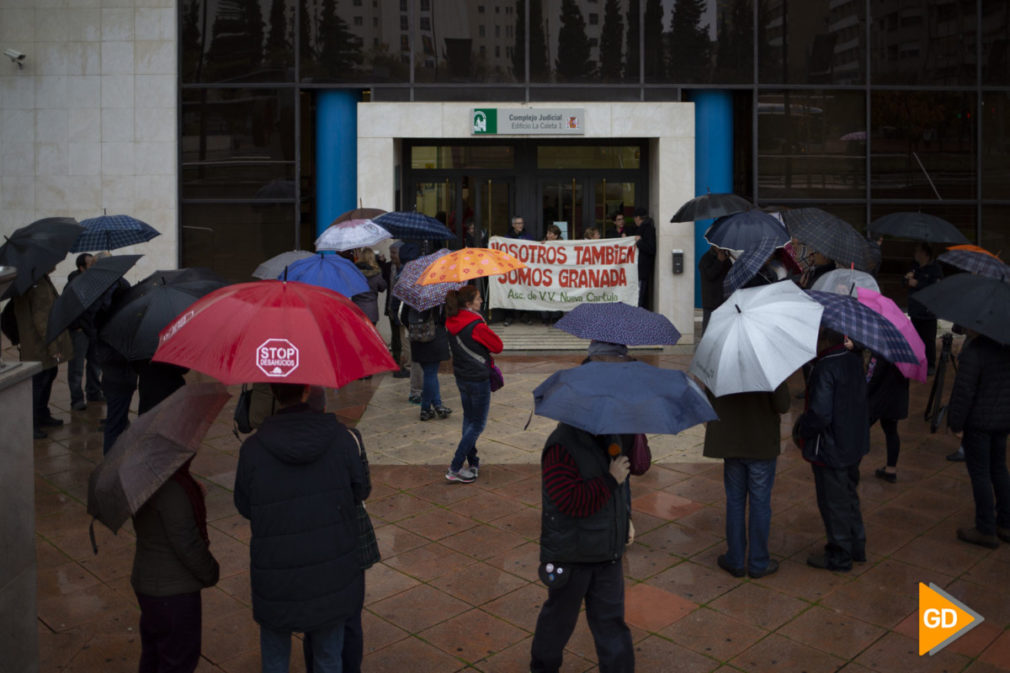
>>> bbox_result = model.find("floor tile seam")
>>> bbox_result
[728,626,851,669]
[631,629,732,669]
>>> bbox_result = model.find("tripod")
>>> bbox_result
[924,332,957,433]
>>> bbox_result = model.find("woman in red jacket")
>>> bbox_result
[445,286,503,483]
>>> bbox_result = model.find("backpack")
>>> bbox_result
[1,300,19,346]
[407,307,437,343]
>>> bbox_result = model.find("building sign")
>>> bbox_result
[487,236,638,310]
[472,108,585,135]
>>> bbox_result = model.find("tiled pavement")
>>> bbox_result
[28,349,1010,672]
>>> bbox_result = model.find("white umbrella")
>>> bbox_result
[690,280,824,397]
[811,268,879,297]
[315,218,392,252]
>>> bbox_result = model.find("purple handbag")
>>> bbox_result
[628,433,651,475]
[488,358,504,392]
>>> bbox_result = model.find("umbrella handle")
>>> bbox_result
[89,518,99,555]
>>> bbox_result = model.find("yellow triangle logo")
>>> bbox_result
[918,582,984,655]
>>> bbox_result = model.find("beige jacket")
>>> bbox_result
[13,276,72,369]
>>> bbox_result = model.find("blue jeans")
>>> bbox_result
[723,458,777,573]
[420,362,441,411]
[451,379,491,472]
[261,622,344,673]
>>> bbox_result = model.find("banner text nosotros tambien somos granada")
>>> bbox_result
[488,236,639,311]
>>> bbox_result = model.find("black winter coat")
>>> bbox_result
[234,405,368,632]
[796,347,870,468]
[907,260,942,320]
[867,357,909,421]
[947,335,1010,434]
[403,306,450,363]
[698,248,731,310]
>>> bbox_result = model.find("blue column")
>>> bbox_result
[316,90,360,236]
[691,90,734,307]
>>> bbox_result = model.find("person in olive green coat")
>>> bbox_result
[12,273,73,438]
[704,381,791,579]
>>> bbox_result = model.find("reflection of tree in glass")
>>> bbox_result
[624,0,639,80]
[513,0,550,80]
[299,0,313,75]
[180,0,201,81]
[556,0,593,80]
[715,0,751,83]
[669,0,710,82]
[315,0,363,78]
[205,0,264,81]
[264,0,291,69]
[599,0,624,81]
[643,0,664,79]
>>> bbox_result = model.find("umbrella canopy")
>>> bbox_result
[72,214,160,252]
[783,208,875,271]
[100,273,229,360]
[533,361,717,435]
[855,287,928,382]
[690,281,823,397]
[0,217,84,299]
[45,254,142,343]
[671,193,753,223]
[392,249,467,311]
[87,382,230,534]
[840,131,867,141]
[373,211,455,240]
[911,274,1010,346]
[252,250,315,280]
[333,207,387,224]
[806,290,919,363]
[152,280,398,386]
[553,302,681,346]
[938,247,1010,281]
[417,247,525,285]
[315,219,392,252]
[722,235,782,294]
[810,268,880,297]
[281,253,369,297]
[870,212,970,244]
[704,210,789,251]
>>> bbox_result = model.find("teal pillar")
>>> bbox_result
[691,90,734,307]
[316,90,360,235]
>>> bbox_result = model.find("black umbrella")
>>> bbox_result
[912,274,1010,346]
[45,254,142,343]
[671,193,753,223]
[783,208,875,271]
[870,212,970,244]
[0,217,84,299]
[100,272,228,360]
[704,210,789,251]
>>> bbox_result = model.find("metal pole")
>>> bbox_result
[601,178,607,236]
[912,151,943,201]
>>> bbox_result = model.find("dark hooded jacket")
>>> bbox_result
[796,346,870,468]
[947,335,1010,434]
[234,405,368,632]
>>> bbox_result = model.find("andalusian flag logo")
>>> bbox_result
[473,108,496,135]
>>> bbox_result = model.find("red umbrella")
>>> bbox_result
[152,280,397,387]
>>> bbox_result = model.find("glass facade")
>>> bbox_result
[179,0,1010,285]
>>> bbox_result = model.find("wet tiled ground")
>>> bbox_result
[28,350,1010,672]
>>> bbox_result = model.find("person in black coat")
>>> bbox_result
[698,246,731,332]
[401,304,453,421]
[905,242,942,373]
[946,332,1010,548]
[632,207,657,310]
[867,356,909,483]
[795,329,870,571]
[234,382,368,672]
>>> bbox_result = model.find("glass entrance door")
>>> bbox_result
[539,178,585,240]
[594,180,637,238]
[411,175,512,247]
[478,178,513,242]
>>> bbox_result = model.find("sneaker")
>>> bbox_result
[71,401,87,411]
[445,467,477,483]
[419,409,436,421]
[435,405,452,419]
[408,394,421,405]
[716,554,745,578]
[806,553,851,572]
[469,464,479,478]
[874,467,897,483]
[748,559,780,579]
[392,368,410,379]
[957,527,999,549]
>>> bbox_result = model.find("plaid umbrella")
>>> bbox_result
[72,214,160,252]
[374,211,454,240]
[554,302,681,346]
[806,290,919,363]
[315,219,392,252]
[392,249,467,311]
[810,268,880,297]
[937,248,1010,281]
[870,212,970,244]
[783,208,874,271]
[723,235,781,294]
[704,210,789,251]
[912,274,1010,346]
[671,193,753,222]
[252,250,315,279]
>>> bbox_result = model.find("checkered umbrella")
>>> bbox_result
[553,301,681,346]
[870,212,970,244]
[723,235,781,294]
[937,248,1010,281]
[783,208,875,271]
[704,210,789,251]
[72,214,160,252]
[671,193,753,222]
[806,290,919,363]
[373,211,454,240]
[392,249,467,311]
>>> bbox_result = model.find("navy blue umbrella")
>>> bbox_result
[723,235,781,294]
[280,253,369,297]
[806,290,918,363]
[373,211,454,240]
[553,302,681,346]
[533,361,717,435]
[72,214,160,252]
[704,210,789,251]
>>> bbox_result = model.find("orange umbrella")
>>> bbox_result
[946,244,1001,259]
[417,247,526,285]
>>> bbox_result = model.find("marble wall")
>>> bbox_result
[358,102,697,343]
[0,0,178,289]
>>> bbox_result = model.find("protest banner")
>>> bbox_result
[487,236,639,311]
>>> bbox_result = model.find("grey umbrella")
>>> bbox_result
[870,212,970,244]
[671,193,753,223]
[251,250,315,279]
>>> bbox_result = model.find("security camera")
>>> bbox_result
[4,49,26,68]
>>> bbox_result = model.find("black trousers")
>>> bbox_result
[963,429,1010,535]
[31,365,58,425]
[102,366,137,454]
[812,462,866,569]
[530,560,633,673]
[136,591,202,673]
[911,317,937,370]
[870,417,901,467]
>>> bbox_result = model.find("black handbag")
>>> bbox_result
[232,384,253,438]
[347,428,381,569]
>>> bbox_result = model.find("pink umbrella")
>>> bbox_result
[856,287,927,382]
